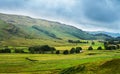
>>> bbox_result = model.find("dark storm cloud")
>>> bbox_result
[83,0,119,23]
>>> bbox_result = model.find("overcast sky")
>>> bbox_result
[0,0,120,33]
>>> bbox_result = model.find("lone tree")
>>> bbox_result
[63,50,69,55]
[70,48,76,54]
[88,46,93,50]
[75,47,82,53]
[92,41,95,45]
[97,46,102,50]
[56,50,60,54]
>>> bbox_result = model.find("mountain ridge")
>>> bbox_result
[88,31,120,37]
[0,13,95,40]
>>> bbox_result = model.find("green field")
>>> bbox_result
[0,49,120,74]
[0,41,120,74]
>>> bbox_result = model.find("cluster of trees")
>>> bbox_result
[106,37,120,44]
[14,49,25,53]
[0,46,26,53]
[56,46,103,55]
[0,47,11,53]
[56,47,83,55]
[104,42,120,50]
[87,46,103,50]
[28,45,56,54]
[68,40,88,44]
[103,37,120,50]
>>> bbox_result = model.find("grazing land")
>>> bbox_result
[0,44,120,74]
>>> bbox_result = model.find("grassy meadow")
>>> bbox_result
[0,50,120,74]
[0,41,120,74]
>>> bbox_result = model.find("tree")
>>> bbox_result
[63,50,69,55]
[70,48,76,54]
[4,47,11,53]
[97,46,102,50]
[75,47,82,53]
[14,49,24,53]
[105,45,117,50]
[92,41,95,45]
[88,46,93,50]
[104,42,109,50]
[56,50,60,54]
[28,47,35,54]
[116,45,120,49]
[51,47,56,54]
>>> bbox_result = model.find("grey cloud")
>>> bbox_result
[0,0,120,32]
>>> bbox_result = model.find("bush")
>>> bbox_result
[56,50,60,54]
[0,49,5,53]
[0,47,11,53]
[76,47,82,53]
[116,45,120,49]
[105,45,117,50]
[97,46,102,50]
[14,49,25,53]
[70,48,76,54]
[51,47,56,54]
[110,45,117,50]
[63,50,69,55]
[92,41,95,45]
[88,46,93,50]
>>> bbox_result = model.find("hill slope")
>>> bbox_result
[60,59,120,74]
[0,13,95,40]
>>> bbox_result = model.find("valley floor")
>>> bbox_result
[0,49,120,74]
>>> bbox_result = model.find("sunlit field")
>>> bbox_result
[0,47,120,74]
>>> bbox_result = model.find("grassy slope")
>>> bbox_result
[0,13,113,46]
[0,13,95,40]
[60,59,120,74]
[0,20,26,40]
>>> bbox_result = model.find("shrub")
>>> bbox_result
[4,47,11,53]
[56,50,60,54]
[88,46,93,50]
[51,47,56,54]
[110,45,117,50]
[14,49,24,53]
[70,48,76,54]
[105,45,117,50]
[116,45,120,49]
[0,47,11,53]
[0,49,5,53]
[92,41,95,45]
[76,47,82,53]
[97,46,102,50]
[63,50,69,55]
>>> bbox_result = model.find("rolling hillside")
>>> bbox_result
[0,13,95,40]
[60,59,120,74]
[0,13,112,46]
